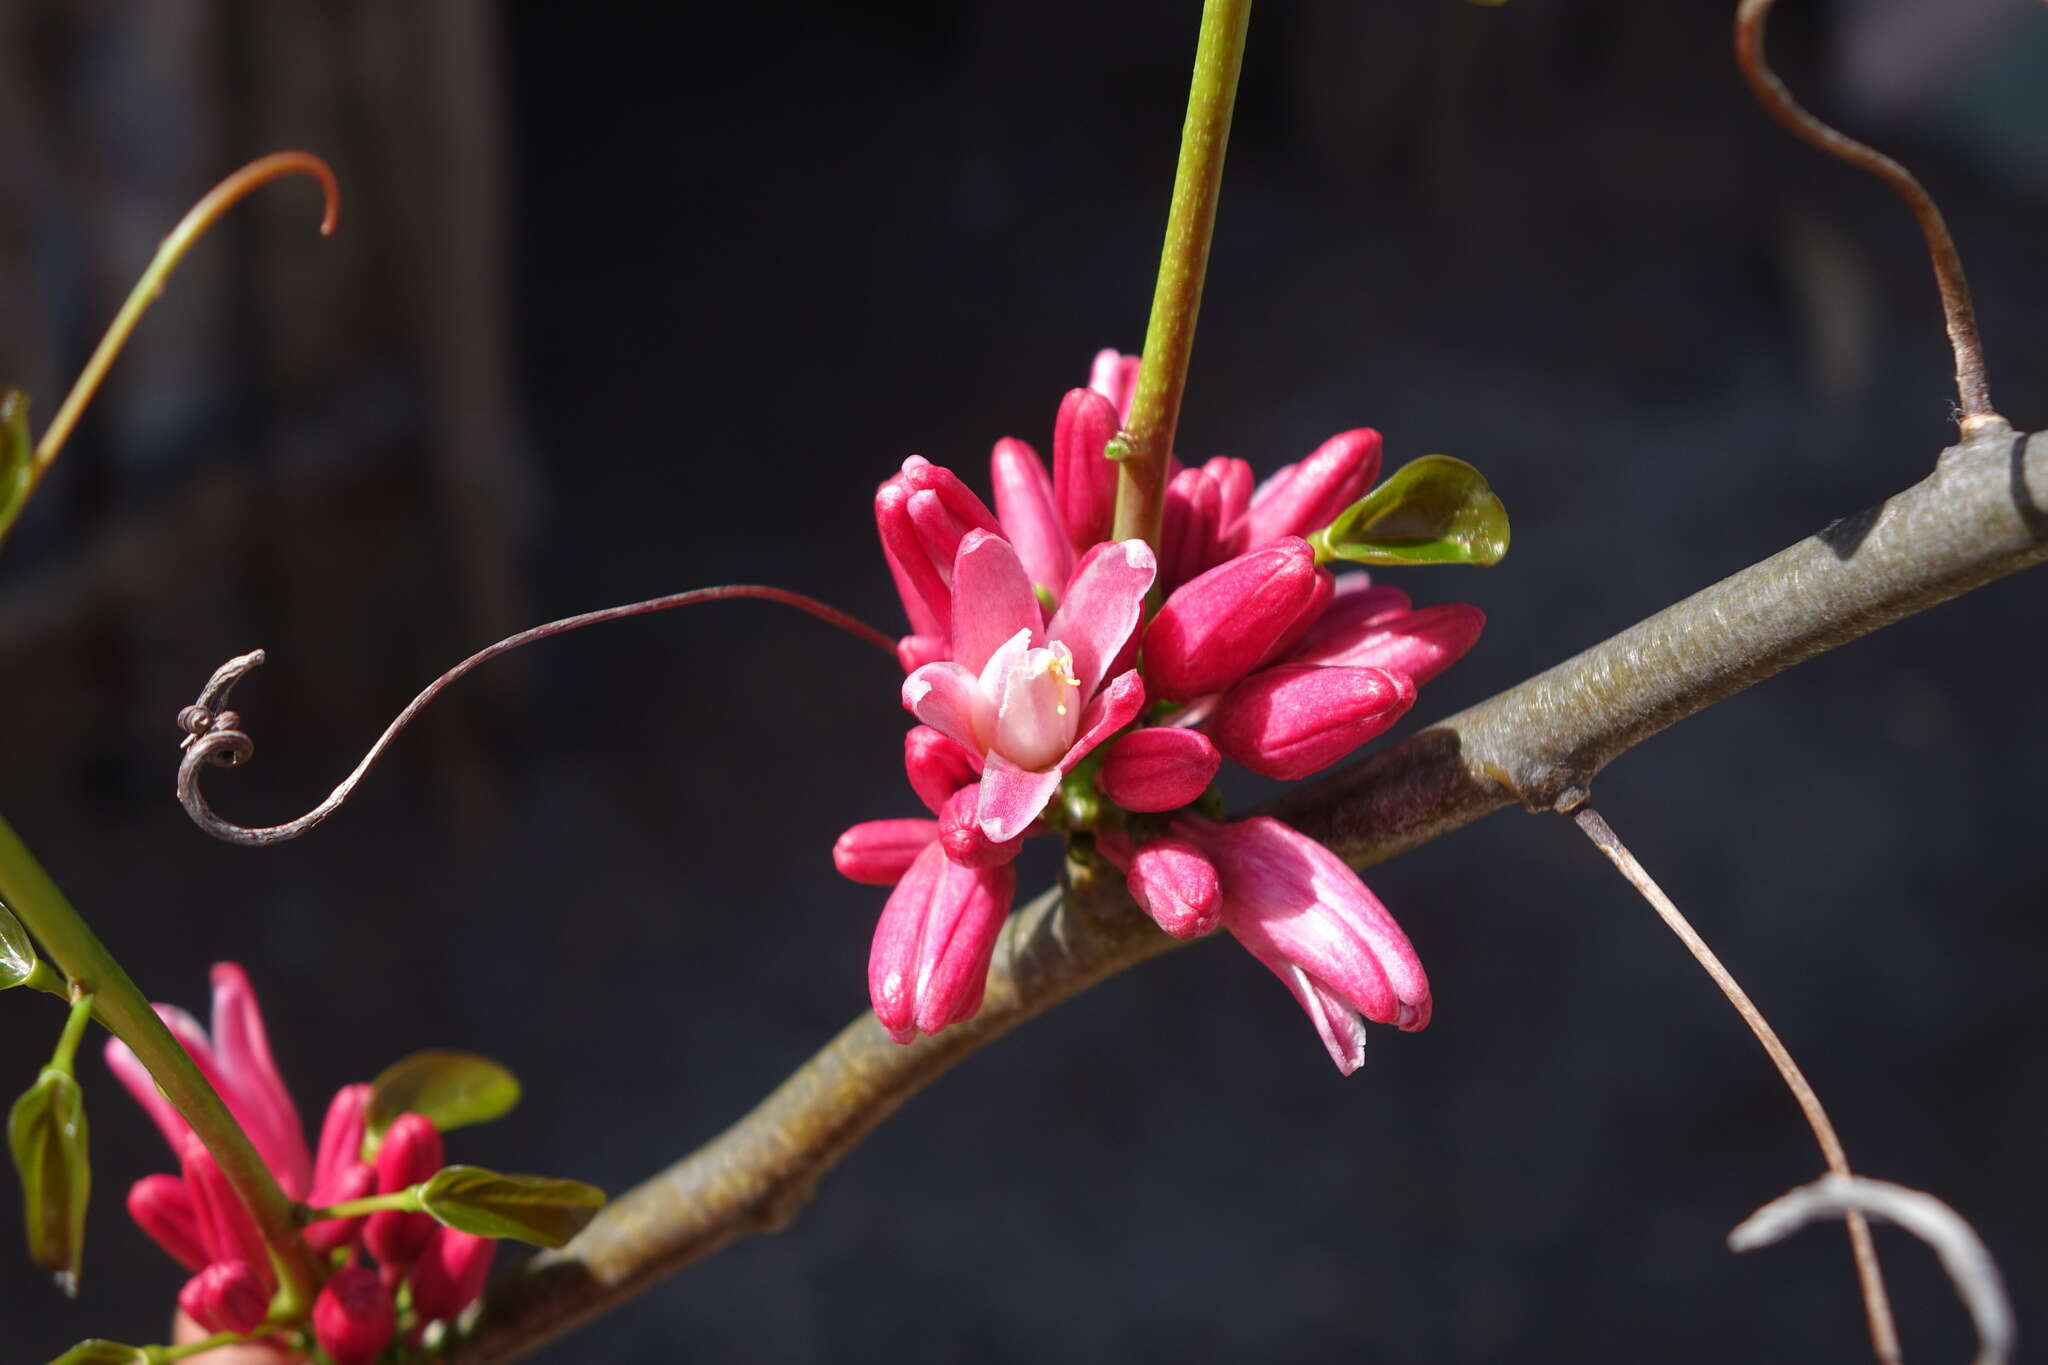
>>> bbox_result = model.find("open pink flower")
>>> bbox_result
[902,529,1154,842]
[1179,816,1431,1074]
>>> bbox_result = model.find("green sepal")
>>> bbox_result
[1308,454,1509,568]
[415,1164,605,1249]
[46,1341,144,1365]
[10,1067,90,1295]
[0,901,35,990]
[364,1050,520,1152]
[0,388,31,538]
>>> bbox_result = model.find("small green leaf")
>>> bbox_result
[416,1164,605,1249]
[1309,454,1510,568]
[365,1050,520,1147]
[0,389,33,537]
[10,1067,90,1295]
[46,1341,144,1365]
[0,902,35,991]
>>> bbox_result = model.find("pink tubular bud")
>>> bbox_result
[128,1174,209,1272]
[1087,348,1142,421]
[408,1227,498,1325]
[1256,567,1335,670]
[937,784,1023,869]
[1285,578,1411,659]
[1052,387,1120,550]
[905,724,980,814]
[868,842,1017,1044]
[305,1160,376,1256]
[180,1136,272,1289]
[896,634,948,673]
[311,1083,371,1194]
[833,819,939,885]
[1096,727,1220,813]
[1143,538,1321,702]
[990,438,1075,599]
[365,1113,443,1275]
[1210,665,1415,781]
[1238,429,1382,549]
[1123,836,1223,940]
[876,481,947,638]
[1160,467,1223,592]
[179,1259,270,1336]
[1284,603,1485,684]
[313,1264,396,1365]
[1202,456,1255,549]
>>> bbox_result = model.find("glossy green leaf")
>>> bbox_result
[0,389,32,538]
[0,902,35,991]
[365,1050,520,1147]
[10,1067,89,1295]
[1309,454,1510,568]
[416,1164,605,1249]
[47,1342,144,1365]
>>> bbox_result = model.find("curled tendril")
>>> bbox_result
[1734,0,1997,432]
[177,585,897,847]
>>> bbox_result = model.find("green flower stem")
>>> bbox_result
[0,813,319,1315]
[308,1187,423,1222]
[23,957,69,1001]
[47,990,95,1076]
[1110,0,1253,551]
[148,1330,260,1363]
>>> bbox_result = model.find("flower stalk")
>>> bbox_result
[1111,0,1253,550]
[0,814,319,1313]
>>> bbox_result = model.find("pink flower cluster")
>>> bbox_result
[107,965,493,1363]
[835,352,1482,1073]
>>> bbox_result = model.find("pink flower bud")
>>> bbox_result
[1210,665,1415,780]
[868,841,1016,1044]
[313,1265,395,1365]
[365,1113,443,1275]
[1160,466,1224,592]
[179,1259,270,1336]
[1283,603,1485,684]
[408,1227,497,1325]
[1255,567,1335,670]
[1237,429,1382,549]
[896,634,948,673]
[904,725,980,814]
[311,1083,371,1194]
[875,457,1001,638]
[1096,728,1220,812]
[1179,815,1431,1074]
[128,1174,208,1272]
[990,438,1074,599]
[1087,347,1141,421]
[833,819,940,886]
[1202,456,1254,549]
[180,1136,272,1290]
[1284,578,1411,659]
[1122,835,1223,940]
[1052,387,1120,550]
[1143,538,1321,702]
[937,784,1023,869]
[305,1160,376,1256]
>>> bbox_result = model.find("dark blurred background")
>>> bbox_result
[2,2,2044,1360]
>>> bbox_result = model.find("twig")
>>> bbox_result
[1572,807,1899,1365]
[1734,0,1997,431]
[176,586,895,846]
[450,422,2046,1361]
[1732,1174,2014,1365]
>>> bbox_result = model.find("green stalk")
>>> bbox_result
[308,1187,422,1222]
[48,990,95,1075]
[1109,0,1253,550]
[0,814,318,1313]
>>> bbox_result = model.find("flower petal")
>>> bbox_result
[1045,539,1156,701]
[902,662,984,754]
[975,753,1066,844]
[209,963,313,1199]
[990,438,1075,601]
[1058,668,1147,773]
[951,530,1042,676]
